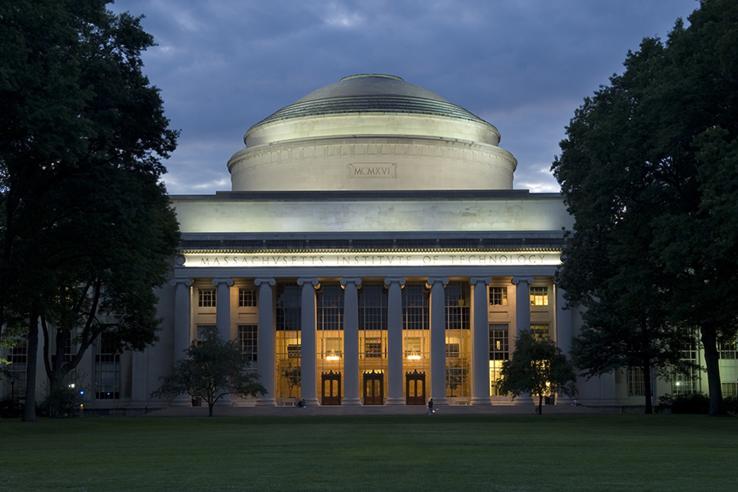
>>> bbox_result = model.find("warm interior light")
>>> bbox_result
[325,354,340,361]
[406,354,422,361]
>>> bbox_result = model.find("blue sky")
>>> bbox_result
[114,0,698,194]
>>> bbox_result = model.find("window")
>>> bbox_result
[365,338,383,358]
[238,288,257,307]
[197,325,216,341]
[446,343,460,358]
[317,285,343,330]
[531,324,550,341]
[198,288,216,307]
[238,325,258,364]
[490,287,508,306]
[489,324,509,360]
[403,284,429,330]
[324,337,342,359]
[287,344,301,359]
[445,282,470,330]
[627,367,645,397]
[276,285,301,331]
[405,337,422,359]
[8,341,28,365]
[359,284,387,330]
[95,333,120,399]
[718,337,737,359]
[530,286,549,306]
[722,383,738,398]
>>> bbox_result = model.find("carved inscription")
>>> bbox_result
[349,162,397,179]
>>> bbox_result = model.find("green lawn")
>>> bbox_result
[1,415,736,491]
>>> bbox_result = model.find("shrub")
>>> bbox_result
[39,386,83,418]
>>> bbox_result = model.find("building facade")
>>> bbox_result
[3,74,737,409]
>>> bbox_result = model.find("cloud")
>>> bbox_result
[113,0,697,194]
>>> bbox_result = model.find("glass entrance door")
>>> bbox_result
[363,371,384,405]
[321,371,341,405]
[406,370,426,405]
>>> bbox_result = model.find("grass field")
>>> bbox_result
[1,414,737,491]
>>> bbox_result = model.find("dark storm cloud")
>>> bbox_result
[113,0,697,194]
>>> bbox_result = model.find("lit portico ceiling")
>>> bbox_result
[228,74,517,191]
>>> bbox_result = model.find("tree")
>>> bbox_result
[552,0,738,416]
[0,1,178,420]
[498,333,576,415]
[154,331,266,417]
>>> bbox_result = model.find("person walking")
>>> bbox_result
[427,398,434,415]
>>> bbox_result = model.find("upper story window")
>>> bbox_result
[490,287,508,306]
[317,284,343,331]
[238,288,257,307]
[359,284,387,330]
[198,288,216,308]
[276,285,301,331]
[402,284,429,330]
[445,282,470,330]
[718,337,737,359]
[530,286,549,306]
[238,325,258,364]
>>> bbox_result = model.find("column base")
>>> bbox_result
[470,397,491,406]
[255,398,276,407]
[385,397,405,405]
[342,397,361,406]
[302,398,320,407]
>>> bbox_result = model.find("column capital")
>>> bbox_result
[384,277,405,288]
[426,277,448,288]
[469,277,490,286]
[171,278,193,287]
[254,278,276,287]
[511,276,534,286]
[297,277,320,287]
[340,277,362,288]
[212,278,234,287]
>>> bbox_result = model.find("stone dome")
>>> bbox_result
[228,74,517,191]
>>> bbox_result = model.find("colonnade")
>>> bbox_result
[172,275,571,406]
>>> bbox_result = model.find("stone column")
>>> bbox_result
[512,276,533,406]
[470,277,491,406]
[428,277,448,405]
[341,278,361,405]
[255,278,276,406]
[214,278,234,341]
[385,277,405,405]
[172,279,192,406]
[173,279,193,363]
[555,283,573,404]
[298,278,320,406]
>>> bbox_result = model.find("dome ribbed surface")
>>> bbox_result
[250,74,489,129]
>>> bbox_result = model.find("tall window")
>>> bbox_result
[445,282,470,330]
[531,324,550,341]
[6,340,28,399]
[359,284,387,330]
[672,330,701,395]
[489,324,509,360]
[95,333,120,400]
[489,287,508,306]
[238,288,257,307]
[627,367,645,397]
[364,338,383,358]
[402,283,429,329]
[238,325,258,365]
[317,284,343,330]
[276,285,301,331]
[718,337,737,359]
[198,288,216,307]
[722,383,738,398]
[530,286,549,306]
[196,325,216,341]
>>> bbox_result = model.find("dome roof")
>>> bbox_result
[249,74,490,130]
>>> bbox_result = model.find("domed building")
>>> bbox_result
[9,75,711,411]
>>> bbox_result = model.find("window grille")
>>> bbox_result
[238,288,257,307]
[238,325,258,364]
[317,284,343,330]
[95,333,120,399]
[198,288,216,307]
[490,287,508,306]
[402,283,429,330]
[489,324,509,360]
[445,282,470,330]
[276,285,301,331]
[530,286,549,306]
[359,284,387,330]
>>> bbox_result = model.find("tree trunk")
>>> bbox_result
[208,403,214,417]
[22,312,39,422]
[642,360,653,415]
[538,393,543,415]
[700,325,723,416]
